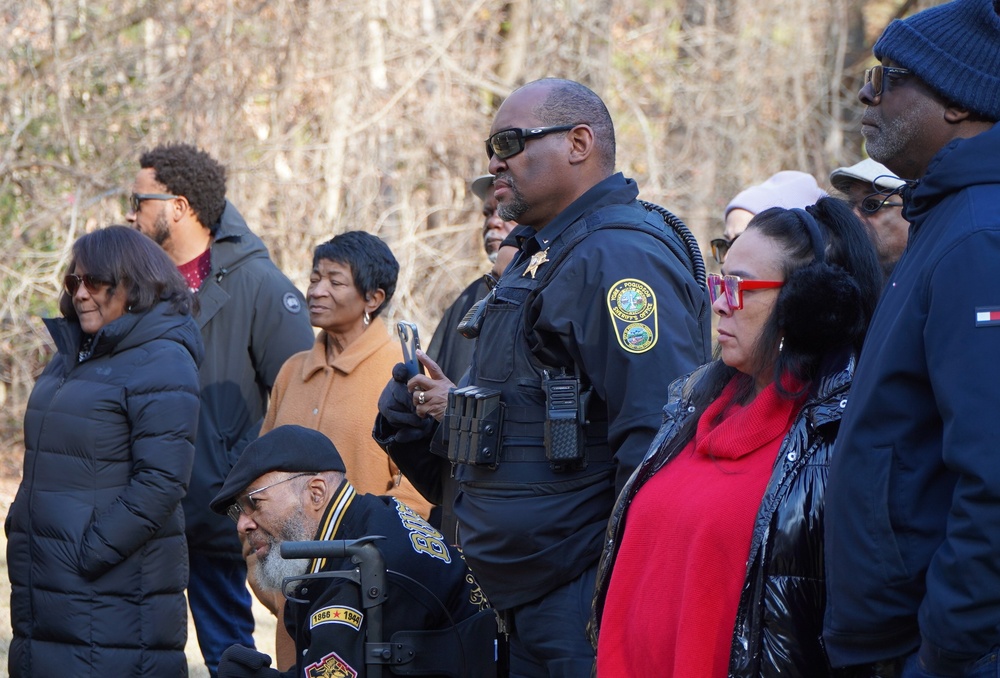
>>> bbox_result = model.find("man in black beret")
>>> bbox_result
[211,425,495,678]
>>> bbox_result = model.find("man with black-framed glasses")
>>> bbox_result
[823,1,1000,676]
[126,143,315,678]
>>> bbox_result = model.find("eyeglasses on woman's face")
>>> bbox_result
[707,273,784,310]
[64,273,113,296]
[710,236,737,265]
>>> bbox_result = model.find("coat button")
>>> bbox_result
[787,451,798,461]
[839,398,848,408]
[687,406,696,413]
[313,408,319,414]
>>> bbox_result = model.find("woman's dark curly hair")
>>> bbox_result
[312,231,399,319]
[139,143,228,234]
[59,225,195,321]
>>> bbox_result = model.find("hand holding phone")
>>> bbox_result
[396,321,424,379]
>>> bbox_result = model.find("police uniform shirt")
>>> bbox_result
[455,172,711,609]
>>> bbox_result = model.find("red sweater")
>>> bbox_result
[597,379,803,678]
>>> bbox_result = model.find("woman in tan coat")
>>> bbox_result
[253,230,432,668]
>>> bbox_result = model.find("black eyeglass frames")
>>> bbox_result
[129,192,180,213]
[864,65,911,98]
[485,125,582,160]
[710,236,737,265]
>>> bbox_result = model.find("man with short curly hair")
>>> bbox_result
[127,143,315,677]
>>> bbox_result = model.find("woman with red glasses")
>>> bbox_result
[7,226,202,677]
[590,198,883,677]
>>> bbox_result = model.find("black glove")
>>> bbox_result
[218,644,279,678]
[377,363,435,443]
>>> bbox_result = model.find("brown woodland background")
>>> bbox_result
[0,0,940,465]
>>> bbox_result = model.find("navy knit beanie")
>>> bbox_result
[873,0,1000,121]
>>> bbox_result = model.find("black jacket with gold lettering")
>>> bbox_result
[222,480,489,678]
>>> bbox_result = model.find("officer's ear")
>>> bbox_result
[566,124,595,166]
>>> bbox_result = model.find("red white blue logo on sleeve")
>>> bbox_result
[975,307,1000,327]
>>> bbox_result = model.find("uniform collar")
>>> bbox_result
[520,172,638,256]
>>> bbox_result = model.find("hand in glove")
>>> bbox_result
[377,362,436,443]
[218,645,280,678]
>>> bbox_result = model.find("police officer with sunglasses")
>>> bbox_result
[377,78,710,677]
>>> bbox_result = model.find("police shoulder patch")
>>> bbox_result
[282,291,302,314]
[607,278,658,353]
[305,651,357,678]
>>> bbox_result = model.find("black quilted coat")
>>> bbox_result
[591,354,857,677]
[6,301,202,677]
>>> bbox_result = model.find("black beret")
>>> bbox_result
[209,425,346,515]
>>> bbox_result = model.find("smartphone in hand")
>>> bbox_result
[396,321,424,379]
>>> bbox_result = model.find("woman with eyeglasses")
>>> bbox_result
[711,170,828,265]
[7,226,201,677]
[590,198,882,677]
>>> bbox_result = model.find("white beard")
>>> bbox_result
[253,507,312,591]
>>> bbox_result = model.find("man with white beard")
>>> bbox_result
[210,425,493,678]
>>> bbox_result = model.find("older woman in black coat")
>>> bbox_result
[6,226,203,677]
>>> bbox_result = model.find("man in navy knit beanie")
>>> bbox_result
[824,1,1000,677]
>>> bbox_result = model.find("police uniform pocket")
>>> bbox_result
[474,302,519,383]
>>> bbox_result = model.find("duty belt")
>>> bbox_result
[445,385,612,470]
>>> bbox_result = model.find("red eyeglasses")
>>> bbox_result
[707,273,783,310]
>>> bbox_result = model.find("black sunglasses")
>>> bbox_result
[864,65,911,98]
[709,236,737,265]
[64,273,113,295]
[129,192,180,213]
[861,193,904,214]
[485,125,580,160]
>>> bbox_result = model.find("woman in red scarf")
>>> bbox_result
[591,198,883,677]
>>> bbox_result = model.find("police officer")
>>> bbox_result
[377,78,710,677]
[212,425,493,678]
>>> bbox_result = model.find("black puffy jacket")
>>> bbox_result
[6,301,202,677]
[591,354,857,677]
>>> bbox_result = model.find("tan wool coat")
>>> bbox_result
[261,317,433,518]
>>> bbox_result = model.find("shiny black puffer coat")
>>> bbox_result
[590,355,856,677]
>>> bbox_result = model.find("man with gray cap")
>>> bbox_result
[426,174,518,385]
[824,0,1000,675]
[830,158,910,277]
[211,425,492,678]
